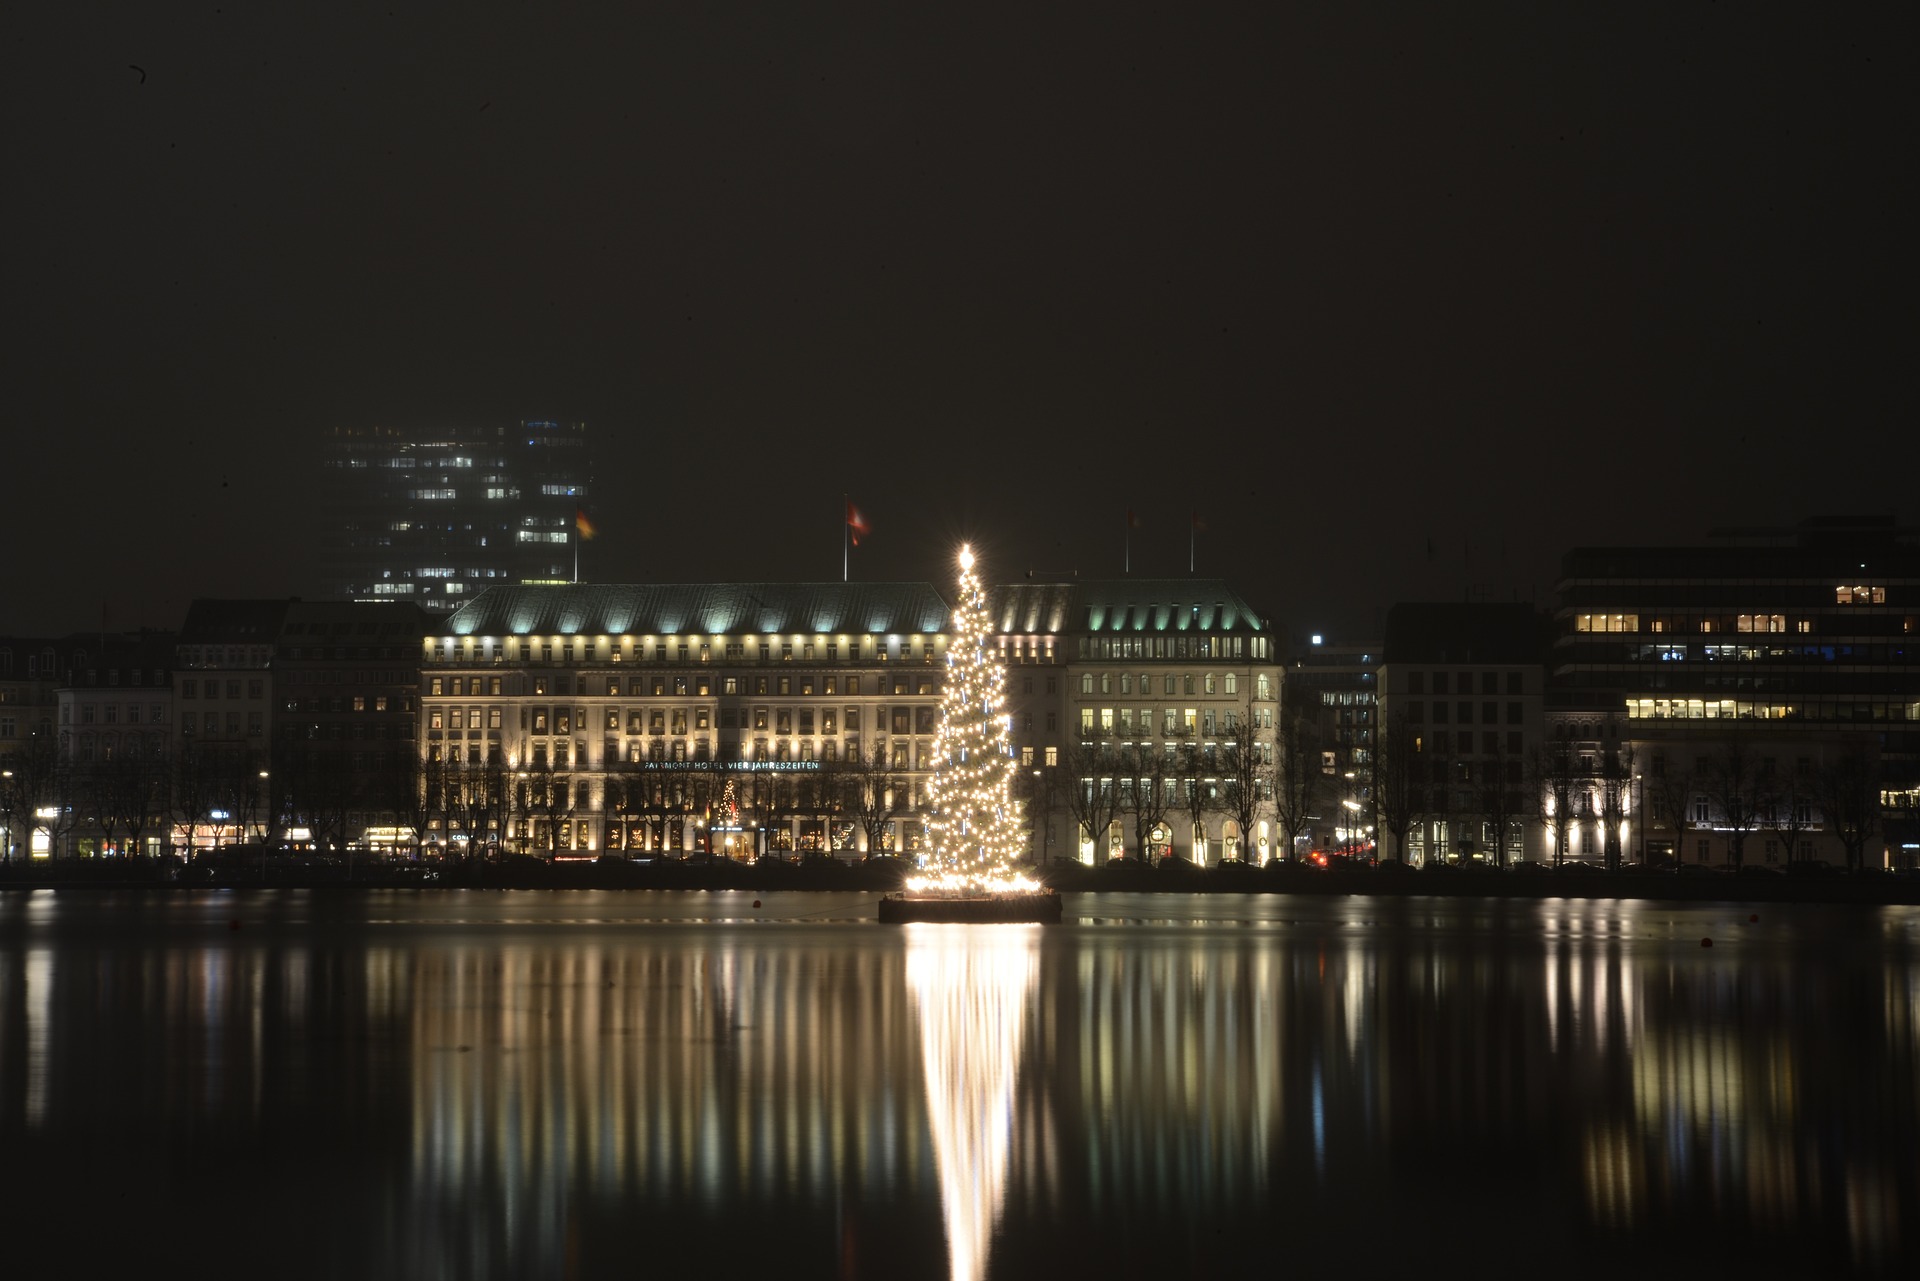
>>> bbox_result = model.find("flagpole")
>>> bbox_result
[1124,512,1130,574]
[842,493,849,583]
[1189,514,1195,574]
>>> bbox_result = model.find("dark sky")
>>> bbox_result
[5,4,1911,640]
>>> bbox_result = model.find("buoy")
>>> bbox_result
[228,918,241,931]
[752,899,762,909]
[1700,937,1713,948]
[1749,913,1758,923]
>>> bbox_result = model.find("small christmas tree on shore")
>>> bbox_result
[922,544,1029,891]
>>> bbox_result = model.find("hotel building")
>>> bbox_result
[427,582,950,858]
[422,575,1283,865]
[991,578,1282,864]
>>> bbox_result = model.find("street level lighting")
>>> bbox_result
[258,770,271,882]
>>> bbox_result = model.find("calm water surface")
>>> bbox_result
[1,890,1914,1279]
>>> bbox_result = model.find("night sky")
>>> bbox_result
[5,5,1910,639]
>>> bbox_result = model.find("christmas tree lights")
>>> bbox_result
[914,544,1037,895]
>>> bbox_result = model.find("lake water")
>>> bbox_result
[1,890,1913,1279]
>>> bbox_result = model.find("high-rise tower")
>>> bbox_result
[320,420,591,613]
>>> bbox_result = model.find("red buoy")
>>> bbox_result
[228,918,241,931]
[1700,937,1712,948]
[1749,913,1758,923]
[752,899,762,909]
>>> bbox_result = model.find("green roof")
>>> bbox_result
[988,579,1267,635]
[442,583,950,637]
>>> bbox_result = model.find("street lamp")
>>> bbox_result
[258,769,271,883]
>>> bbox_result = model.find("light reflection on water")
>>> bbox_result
[907,926,1038,1281]
[0,890,1914,1277]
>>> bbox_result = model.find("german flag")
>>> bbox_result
[575,506,597,540]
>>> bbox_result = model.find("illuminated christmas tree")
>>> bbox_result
[922,544,1028,891]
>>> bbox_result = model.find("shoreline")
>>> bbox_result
[3,859,1916,907]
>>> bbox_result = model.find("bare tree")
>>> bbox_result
[0,765,22,863]
[1595,744,1635,870]
[173,740,217,861]
[307,753,359,863]
[1815,751,1880,872]
[1529,744,1580,867]
[1644,757,1696,867]
[383,749,442,862]
[1373,711,1426,863]
[1217,706,1266,863]
[1114,740,1175,861]
[1063,732,1124,863]
[106,745,172,862]
[1176,742,1219,862]
[1762,758,1816,867]
[522,754,570,859]
[1478,740,1523,869]
[79,759,122,858]
[1267,712,1321,865]
[840,744,906,857]
[1704,740,1764,870]
[41,752,81,859]
[1020,762,1064,867]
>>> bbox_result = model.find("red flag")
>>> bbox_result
[1126,510,1144,529]
[846,500,871,546]
[575,506,597,540]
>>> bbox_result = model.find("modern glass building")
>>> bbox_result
[321,420,591,613]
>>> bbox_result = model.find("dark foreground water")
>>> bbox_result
[1,891,1914,1280]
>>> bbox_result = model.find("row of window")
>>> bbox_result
[450,636,941,663]
[73,667,167,686]
[1078,671,1272,698]
[1400,701,1527,726]
[179,711,263,736]
[62,702,168,725]
[179,679,265,700]
[1076,707,1273,736]
[1408,731,1528,757]
[1403,671,1527,695]
[436,704,921,736]
[502,738,914,768]
[282,696,411,714]
[62,731,168,761]
[426,672,933,699]
[1628,698,1918,722]
[178,646,273,668]
[1078,635,1268,660]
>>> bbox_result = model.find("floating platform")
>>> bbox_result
[877,890,1064,925]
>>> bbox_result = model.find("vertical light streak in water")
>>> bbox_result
[24,947,50,1129]
[907,925,1039,1281]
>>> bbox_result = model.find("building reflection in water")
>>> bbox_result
[0,894,1915,1277]
[905,926,1039,1281]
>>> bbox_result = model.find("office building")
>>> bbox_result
[1551,516,1919,866]
[1375,603,1548,865]
[321,420,591,613]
